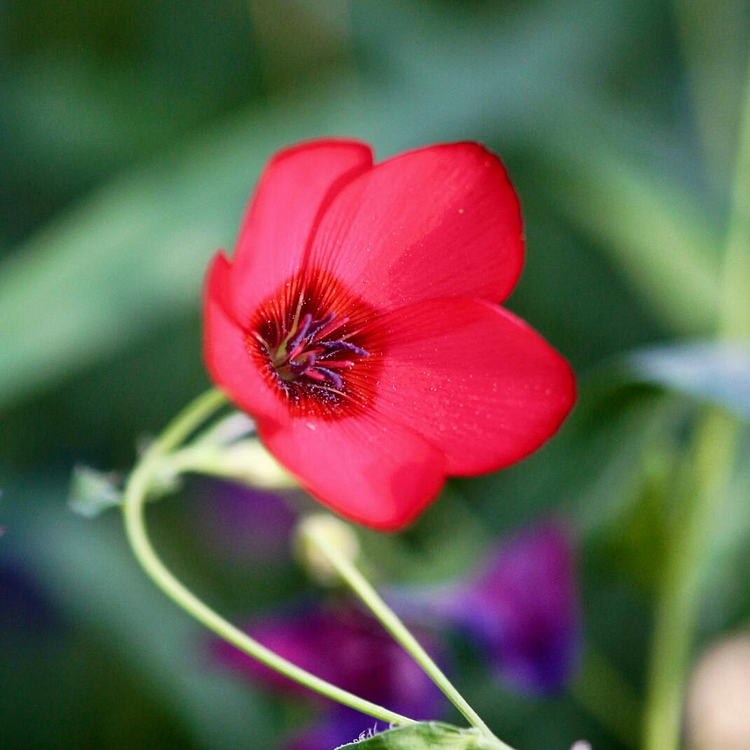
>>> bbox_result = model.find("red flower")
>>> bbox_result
[204,139,575,530]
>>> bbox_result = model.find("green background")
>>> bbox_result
[1,1,749,748]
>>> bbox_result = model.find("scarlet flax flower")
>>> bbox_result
[204,139,575,529]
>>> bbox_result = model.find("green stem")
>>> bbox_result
[122,388,415,728]
[642,411,740,750]
[301,518,513,749]
[719,47,750,340]
[642,45,750,750]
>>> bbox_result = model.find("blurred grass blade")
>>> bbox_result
[674,0,750,184]
[537,130,721,335]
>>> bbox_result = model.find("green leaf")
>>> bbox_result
[621,342,750,421]
[335,723,488,750]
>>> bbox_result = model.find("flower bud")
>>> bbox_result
[294,513,360,585]
[210,439,296,489]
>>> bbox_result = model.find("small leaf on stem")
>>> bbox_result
[334,722,494,749]
[68,465,123,518]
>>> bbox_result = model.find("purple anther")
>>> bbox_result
[318,340,370,358]
[313,367,344,389]
[262,303,370,402]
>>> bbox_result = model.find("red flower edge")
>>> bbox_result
[203,139,575,530]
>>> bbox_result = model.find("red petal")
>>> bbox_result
[229,139,373,321]
[307,143,523,311]
[365,298,575,474]
[203,253,284,420]
[256,412,446,531]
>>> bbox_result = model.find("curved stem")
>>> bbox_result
[122,389,415,728]
[301,518,512,749]
[147,387,229,455]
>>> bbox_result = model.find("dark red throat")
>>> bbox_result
[247,272,381,418]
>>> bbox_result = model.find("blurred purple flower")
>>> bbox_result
[191,478,296,563]
[211,604,445,748]
[212,604,444,715]
[389,523,580,695]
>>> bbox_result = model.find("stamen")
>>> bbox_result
[318,340,370,358]
[286,340,308,362]
[314,366,344,389]
[252,331,271,351]
[289,353,315,376]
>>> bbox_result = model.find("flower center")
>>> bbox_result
[257,309,370,393]
[247,272,380,418]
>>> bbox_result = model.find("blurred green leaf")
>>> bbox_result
[0,0,644,412]
[621,342,750,420]
[335,723,485,750]
[674,0,750,184]
[535,120,721,336]
[14,485,275,750]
